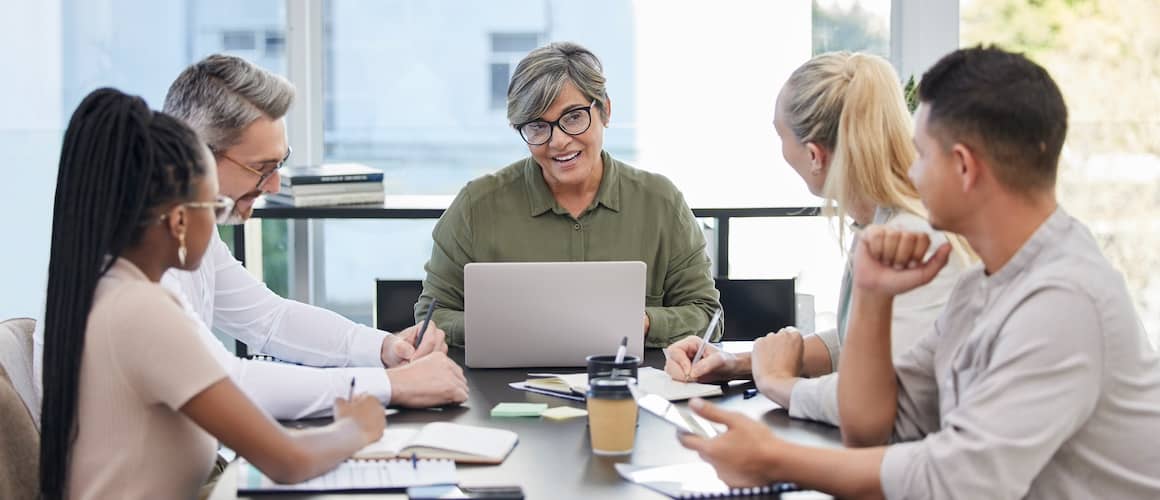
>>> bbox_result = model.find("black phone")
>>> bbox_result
[407,484,525,499]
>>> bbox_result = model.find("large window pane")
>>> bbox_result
[813,0,891,58]
[962,0,1160,345]
[0,0,286,336]
[316,0,891,329]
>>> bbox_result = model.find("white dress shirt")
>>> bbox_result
[34,230,395,420]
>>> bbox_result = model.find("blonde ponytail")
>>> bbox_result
[783,52,975,264]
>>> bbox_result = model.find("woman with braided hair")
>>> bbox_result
[39,88,385,499]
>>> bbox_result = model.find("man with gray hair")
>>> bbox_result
[72,54,466,419]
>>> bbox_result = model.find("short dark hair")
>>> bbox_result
[918,45,1068,192]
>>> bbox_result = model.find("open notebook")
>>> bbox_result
[616,462,799,498]
[355,422,518,465]
[237,458,456,494]
[518,367,723,401]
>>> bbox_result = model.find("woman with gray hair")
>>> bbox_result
[417,41,722,347]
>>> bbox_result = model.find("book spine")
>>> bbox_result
[283,172,385,186]
[286,181,383,196]
[266,191,385,207]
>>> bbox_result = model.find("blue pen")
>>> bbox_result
[411,452,418,470]
[415,298,438,349]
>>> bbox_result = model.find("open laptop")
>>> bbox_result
[464,261,646,368]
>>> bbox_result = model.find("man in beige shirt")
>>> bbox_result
[679,47,1160,499]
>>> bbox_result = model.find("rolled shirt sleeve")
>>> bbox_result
[417,185,474,346]
[644,191,722,347]
[788,372,841,425]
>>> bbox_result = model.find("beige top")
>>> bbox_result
[69,258,227,499]
[788,207,967,425]
[881,208,1160,499]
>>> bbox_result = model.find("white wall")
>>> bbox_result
[0,1,62,320]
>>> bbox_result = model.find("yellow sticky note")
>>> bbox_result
[541,406,588,421]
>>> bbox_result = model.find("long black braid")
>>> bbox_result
[39,88,208,499]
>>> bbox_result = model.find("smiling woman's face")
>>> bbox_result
[526,81,607,190]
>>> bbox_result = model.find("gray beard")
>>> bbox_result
[221,210,247,226]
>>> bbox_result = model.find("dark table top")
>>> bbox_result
[211,347,842,500]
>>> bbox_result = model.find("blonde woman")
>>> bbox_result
[665,52,973,425]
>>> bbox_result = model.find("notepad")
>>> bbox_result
[541,406,588,421]
[237,458,456,494]
[355,422,518,464]
[521,367,723,401]
[615,462,799,498]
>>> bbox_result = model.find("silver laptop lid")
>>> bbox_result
[464,261,646,368]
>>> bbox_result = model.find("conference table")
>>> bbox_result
[209,345,842,500]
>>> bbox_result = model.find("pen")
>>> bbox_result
[348,377,355,401]
[411,452,418,470]
[414,298,438,349]
[613,336,628,364]
[687,308,723,382]
[744,388,759,399]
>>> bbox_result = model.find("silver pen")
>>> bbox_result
[686,308,723,382]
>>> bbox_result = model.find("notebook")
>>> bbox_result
[615,462,799,498]
[519,367,723,401]
[236,458,456,494]
[355,422,518,464]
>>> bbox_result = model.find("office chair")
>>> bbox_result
[0,318,39,498]
[714,278,796,341]
[374,280,425,333]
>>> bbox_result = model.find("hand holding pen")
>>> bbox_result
[334,377,386,444]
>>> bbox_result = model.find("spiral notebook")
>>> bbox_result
[236,457,457,494]
[354,422,518,464]
[615,462,799,498]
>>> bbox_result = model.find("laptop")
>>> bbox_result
[464,261,646,368]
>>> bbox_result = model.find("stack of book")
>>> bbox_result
[267,163,386,207]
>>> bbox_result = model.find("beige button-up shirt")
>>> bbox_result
[879,208,1160,499]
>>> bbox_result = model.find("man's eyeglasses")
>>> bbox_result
[214,145,293,189]
[515,101,596,146]
[156,194,236,225]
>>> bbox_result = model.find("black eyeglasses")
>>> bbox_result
[214,145,293,190]
[515,101,596,146]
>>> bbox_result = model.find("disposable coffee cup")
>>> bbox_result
[586,354,640,381]
[587,377,638,456]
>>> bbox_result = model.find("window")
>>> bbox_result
[314,0,890,329]
[489,33,540,110]
[813,0,891,57]
[264,31,286,57]
[222,30,258,51]
[962,0,1160,345]
[0,0,287,332]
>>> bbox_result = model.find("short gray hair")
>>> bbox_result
[163,54,295,150]
[507,41,609,127]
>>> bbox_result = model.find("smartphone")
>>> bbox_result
[636,394,721,438]
[406,485,525,499]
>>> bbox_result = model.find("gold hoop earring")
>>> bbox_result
[178,231,187,267]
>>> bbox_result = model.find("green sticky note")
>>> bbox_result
[490,403,548,418]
